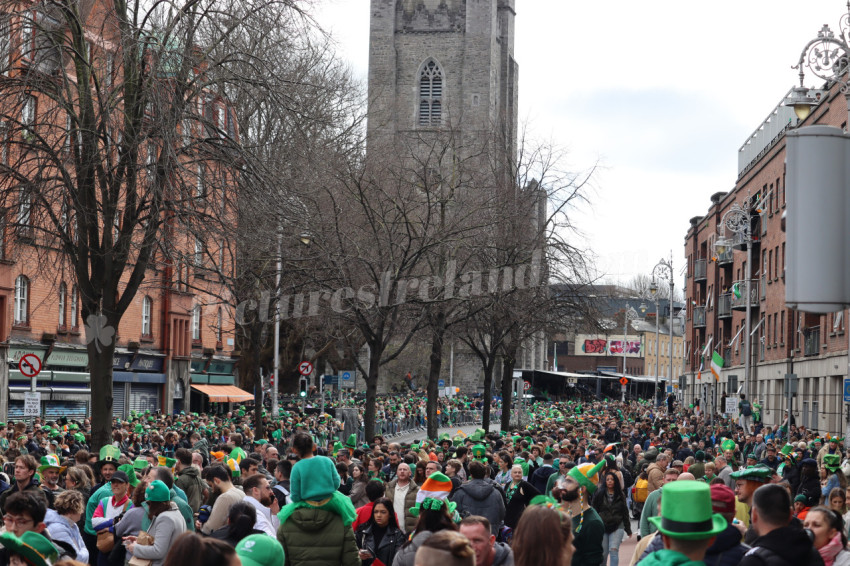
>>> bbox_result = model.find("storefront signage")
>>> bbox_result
[45,349,90,368]
[131,355,164,372]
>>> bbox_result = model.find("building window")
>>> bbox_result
[192,304,201,341]
[17,188,30,229]
[418,60,443,127]
[21,94,36,132]
[142,296,152,336]
[196,163,204,197]
[20,15,32,59]
[216,307,222,343]
[0,16,10,74]
[14,275,28,324]
[70,285,78,328]
[58,282,66,328]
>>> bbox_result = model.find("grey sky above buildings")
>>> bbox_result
[314,1,846,285]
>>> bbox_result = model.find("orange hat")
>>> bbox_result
[429,452,438,461]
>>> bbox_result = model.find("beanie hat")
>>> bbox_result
[415,472,452,504]
[145,480,171,502]
[695,450,706,462]
[236,534,284,566]
[710,484,736,516]
[567,460,606,494]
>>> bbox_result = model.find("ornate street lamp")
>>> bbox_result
[714,203,754,401]
[652,255,675,407]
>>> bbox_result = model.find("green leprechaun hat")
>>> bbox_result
[729,464,772,483]
[648,481,726,540]
[345,434,357,450]
[37,455,65,474]
[824,453,842,472]
[97,445,121,468]
[566,459,606,494]
[471,444,487,462]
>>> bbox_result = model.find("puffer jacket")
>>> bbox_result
[278,505,360,566]
[385,479,419,533]
[44,510,88,564]
[392,530,432,566]
[451,479,505,535]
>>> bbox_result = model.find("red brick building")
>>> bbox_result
[684,83,848,436]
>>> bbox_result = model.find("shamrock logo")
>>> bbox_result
[84,313,115,353]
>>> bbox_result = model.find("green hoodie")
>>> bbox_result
[639,549,706,566]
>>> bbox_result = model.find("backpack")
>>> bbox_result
[742,401,752,416]
[633,478,649,503]
[273,484,289,506]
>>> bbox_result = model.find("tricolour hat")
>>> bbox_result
[566,460,606,494]
[0,531,59,566]
[236,534,284,566]
[37,455,65,474]
[410,472,452,516]
[648,481,727,540]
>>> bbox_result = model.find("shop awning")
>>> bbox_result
[190,384,254,403]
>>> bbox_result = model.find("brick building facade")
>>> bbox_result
[683,82,849,437]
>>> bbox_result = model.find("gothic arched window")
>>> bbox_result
[419,60,443,127]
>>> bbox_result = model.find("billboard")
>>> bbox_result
[575,334,642,357]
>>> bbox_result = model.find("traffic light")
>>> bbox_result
[299,377,307,397]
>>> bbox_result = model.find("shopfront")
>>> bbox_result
[189,358,249,412]
[8,345,91,421]
[112,352,166,418]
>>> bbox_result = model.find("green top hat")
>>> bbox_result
[647,482,726,540]
[117,464,140,487]
[0,531,59,566]
[345,434,357,449]
[780,443,794,456]
[97,445,121,466]
[824,453,842,472]
[438,433,451,443]
[471,444,487,460]
[729,464,772,483]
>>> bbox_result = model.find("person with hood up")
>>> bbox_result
[450,461,505,536]
[639,481,727,566]
[737,483,824,566]
[174,447,204,513]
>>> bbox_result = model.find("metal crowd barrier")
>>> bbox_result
[356,409,487,443]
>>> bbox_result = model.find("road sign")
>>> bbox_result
[323,375,339,386]
[438,379,445,387]
[619,377,628,386]
[340,370,355,389]
[19,354,42,378]
[566,377,578,385]
[523,381,530,391]
[298,361,313,376]
[844,378,850,403]
[23,392,40,417]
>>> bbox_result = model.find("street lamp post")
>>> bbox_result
[621,303,646,402]
[652,254,675,407]
[714,203,753,401]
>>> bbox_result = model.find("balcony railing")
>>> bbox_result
[730,279,759,310]
[716,248,734,266]
[693,306,706,328]
[804,326,820,356]
[694,258,707,281]
[718,293,732,318]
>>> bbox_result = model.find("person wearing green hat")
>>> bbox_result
[236,533,285,566]
[559,459,606,566]
[730,464,773,515]
[821,453,844,501]
[125,480,186,565]
[641,482,727,566]
[0,531,59,566]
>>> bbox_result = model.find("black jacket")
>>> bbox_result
[503,481,539,529]
[737,525,824,566]
[640,523,748,566]
[591,489,631,536]
[796,473,821,507]
[355,522,405,566]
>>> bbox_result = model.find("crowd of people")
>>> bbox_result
[0,391,845,566]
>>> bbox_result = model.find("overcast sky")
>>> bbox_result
[313,1,845,287]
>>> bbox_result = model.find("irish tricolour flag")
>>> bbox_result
[710,350,724,381]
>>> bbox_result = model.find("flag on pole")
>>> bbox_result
[711,350,724,381]
[731,282,741,299]
[697,355,704,380]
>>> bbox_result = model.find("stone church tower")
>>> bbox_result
[367,0,518,155]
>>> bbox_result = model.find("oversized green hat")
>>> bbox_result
[0,531,59,566]
[117,464,140,487]
[345,434,357,449]
[566,460,606,494]
[648,482,727,540]
[133,457,149,471]
[729,464,772,483]
[824,453,842,472]
[438,433,451,443]
[780,443,794,456]
[37,455,65,473]
[97,445,121,466]
[721,439,736,452]
[471,444,487,460]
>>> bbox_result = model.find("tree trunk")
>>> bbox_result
[481,358,495,432]
[426,318,445,441]
[500,352,516,431]
[363,341,382,443]
[88,337,117,454]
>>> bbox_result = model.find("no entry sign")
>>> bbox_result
[19,354,42,378]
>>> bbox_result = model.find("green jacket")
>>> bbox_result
[639,549,705,566]
[277,506,359,566]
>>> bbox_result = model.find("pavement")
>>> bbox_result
[619,518,641,565]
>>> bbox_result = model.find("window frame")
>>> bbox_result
[58,281,66,329]
[13,274,28,325]
[141,295,152,337]
[418,59,443,127]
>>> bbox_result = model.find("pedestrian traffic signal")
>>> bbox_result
[299,377,307,397]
